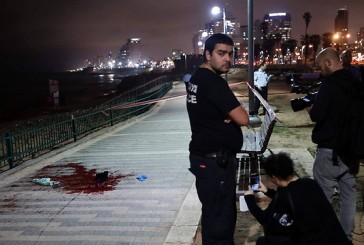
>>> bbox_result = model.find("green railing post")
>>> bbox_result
[71,115,77,142]
[109,105,114,126]
[5,132,14,169]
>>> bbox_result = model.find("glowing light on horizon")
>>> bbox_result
[269,13,287,17]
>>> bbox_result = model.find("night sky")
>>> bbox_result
[1,0,363,72]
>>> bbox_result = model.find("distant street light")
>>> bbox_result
[182,53,187,70]
[211,6,228,81]
[211,6,226,34]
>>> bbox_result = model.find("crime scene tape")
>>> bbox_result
[246,82,278,120]
[111,94,187,110]
[103,81,247,116]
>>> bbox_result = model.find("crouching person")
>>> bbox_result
[244,152,351,245]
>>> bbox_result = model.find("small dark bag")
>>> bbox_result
[263,190,300,245]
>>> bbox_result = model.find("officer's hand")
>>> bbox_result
[245,186,254,195]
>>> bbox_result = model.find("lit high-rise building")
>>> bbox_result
[171,49,183,60]
[192,30,209,55]
[335,8,349,33]
[253,20,263,46]
[208,9,238,38]
[193,9,239,57]
[263,13,292,41]
[334,7,349,45]
[358,27,364,43]
[128,38,142,65]
[116,38,142,68]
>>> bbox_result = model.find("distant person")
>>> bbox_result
[341,49,363,83]
[187,33,249,244]
[251,62,273,116]
[52,90,60,107]
[244,152,351,245]
[309,47,359,241]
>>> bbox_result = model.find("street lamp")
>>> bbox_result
[211,6,229,81]
[211,6,226,34]
[247,0,261,125]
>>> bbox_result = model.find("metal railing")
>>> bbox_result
[0,76,172,173]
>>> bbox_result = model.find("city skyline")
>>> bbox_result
[1,0,363,72]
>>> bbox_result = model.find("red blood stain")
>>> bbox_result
[31,163,134,194]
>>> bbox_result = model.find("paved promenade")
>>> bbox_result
[0,82,339,245]
[0,82,201,245]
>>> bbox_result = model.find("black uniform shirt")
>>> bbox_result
[310,69,358,148]
[187,67,243,154]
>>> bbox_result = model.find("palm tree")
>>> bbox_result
[254,43,261,61]
[309,35,321,65]
[274,33,282,63]
[260,22,269,40]
[281,41,288,56]
[275,33,282,50]
[322,32,333,48]
[300,35,307,46]
[262,34,276,62]
[286,39,298,64]
[300,34,310,61]
[286,39,298,54]
[303,12,312,65]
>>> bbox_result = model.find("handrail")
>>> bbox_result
[0,76,172,173]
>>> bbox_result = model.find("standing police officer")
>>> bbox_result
[187,33,249,244]
[252,62,273,115]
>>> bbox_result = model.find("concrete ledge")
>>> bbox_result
[164,182,202,244]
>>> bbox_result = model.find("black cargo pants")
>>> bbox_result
[189,153,237,245]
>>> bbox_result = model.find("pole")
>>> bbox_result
[223,7,228,81]
[248,0,261,124]
[223,8,226,34]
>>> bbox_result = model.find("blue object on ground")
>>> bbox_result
[136,175,148,182]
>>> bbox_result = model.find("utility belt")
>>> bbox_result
[194,149,234,168]
[254,85,267,90]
